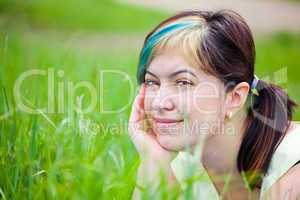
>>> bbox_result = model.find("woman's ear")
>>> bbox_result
[224,82,250,116]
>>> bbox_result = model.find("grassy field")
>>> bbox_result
[0,0,299,199]
[0,0,168,32]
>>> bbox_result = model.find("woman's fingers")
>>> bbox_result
[128,84,147,140]
[129,128,159,155]
[128,84,161,154]
[137,83,146,110]
[129,84,146,123]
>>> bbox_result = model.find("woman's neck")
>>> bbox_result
[201,108,248,174]
[200,108,250,197]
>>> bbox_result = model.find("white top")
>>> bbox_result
[170,125,300,199]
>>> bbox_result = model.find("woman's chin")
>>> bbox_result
[156,134,186,151]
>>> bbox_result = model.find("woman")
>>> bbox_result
[128,10,300,199]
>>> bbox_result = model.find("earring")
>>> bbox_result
[227,111,233,120]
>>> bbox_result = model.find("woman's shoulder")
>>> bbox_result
[260,121,300,197]
[269,121,300,167]
[277,121,300,154]
[275,121,300,157]
[286,121,300,135]
[280,120,300,146]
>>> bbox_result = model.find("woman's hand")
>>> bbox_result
[128,84,177,198]
[128,83,175,164]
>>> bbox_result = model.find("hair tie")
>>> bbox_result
[251,74,259,96]
[251,74,259,89]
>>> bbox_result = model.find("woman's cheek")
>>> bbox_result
[188,86,224,135]
[176,88,217,115]
[192,83,223,115]
[176,90,194,114]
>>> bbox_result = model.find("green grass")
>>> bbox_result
[0,32,139,199]
[0,1,300,199]
[0,31,179,199]
[0,0,169,32]
[0,1,172,199]
[1,30,299,199]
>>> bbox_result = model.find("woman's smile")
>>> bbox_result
[153,117,184,124]
[151,117,184,134]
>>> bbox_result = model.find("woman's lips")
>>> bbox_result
[153,117,184,124]
[152,117,184,133]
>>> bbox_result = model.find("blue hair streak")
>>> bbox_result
[136,20,200,84]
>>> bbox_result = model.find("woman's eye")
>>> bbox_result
[145,79,159,86]
[176,80,194,87]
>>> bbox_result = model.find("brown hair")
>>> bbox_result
[137,9,298,188]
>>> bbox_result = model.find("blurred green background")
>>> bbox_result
[0,0,299,199]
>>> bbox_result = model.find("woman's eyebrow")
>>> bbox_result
[145,69,197,79]
[169,69,197,78]
[145,70,159,78]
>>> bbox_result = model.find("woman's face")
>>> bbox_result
[144,50,227,151]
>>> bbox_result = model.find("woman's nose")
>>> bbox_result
[151,85,175,112]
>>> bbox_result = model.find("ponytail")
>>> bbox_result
[237,79,298,188]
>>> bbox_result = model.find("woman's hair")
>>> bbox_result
[136,9,298,189]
